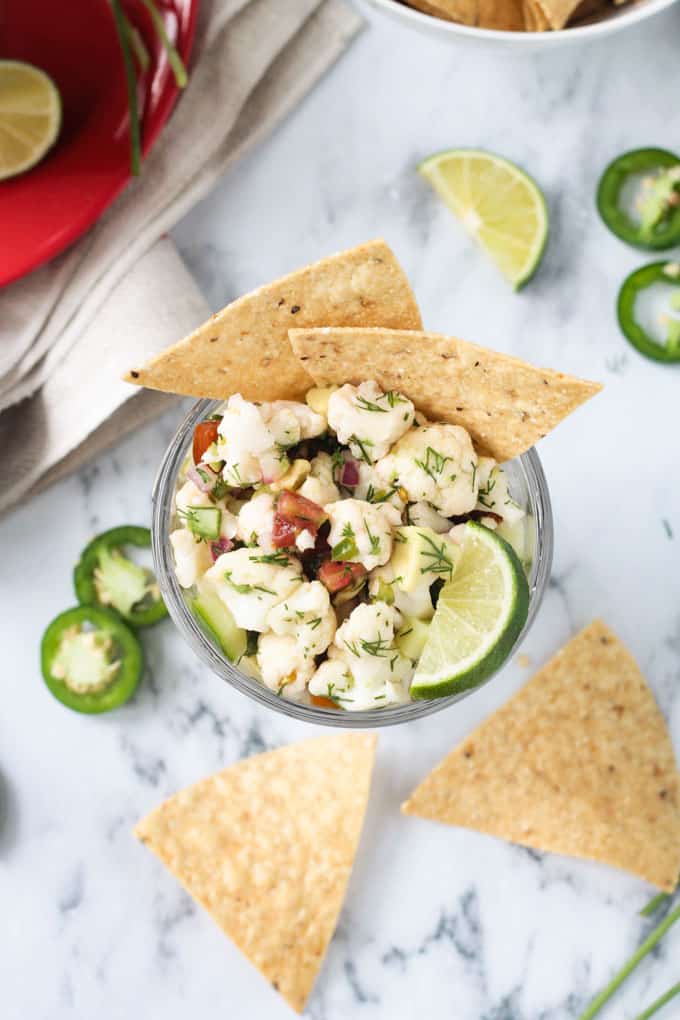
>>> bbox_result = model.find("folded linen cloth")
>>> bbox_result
[0,0,363,517]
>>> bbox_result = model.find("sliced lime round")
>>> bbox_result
[411,522,530,700]
[0,60,61,182]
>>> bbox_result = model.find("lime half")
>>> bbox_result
[410,522,530,700]
[419,148,549,289]
[0,61,61,182]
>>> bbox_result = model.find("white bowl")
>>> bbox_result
[364,0,679,47]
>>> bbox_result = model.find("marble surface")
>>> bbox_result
[3,5,680,1018]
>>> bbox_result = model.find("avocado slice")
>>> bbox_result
[396,617,431,662]
[390,526,460,592]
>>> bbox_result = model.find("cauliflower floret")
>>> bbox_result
[325,498,401,571]
[267,581,336,657]
[406,501,451,533]
[475,458,525,525]
[170,529,213,588]
[237,492,275,550]
[204,547,302,631]
[309,602,412,709]
[175,479,214,514]
[376,423,478,517]
[368,563,434,621]
[308,658,353,704]
[256,633,314,700]
[352,461,406,510]
[176,480,238,540]
[260,400,326,450]
[295,529,316,552]
[298,452,340,505]
[327,382,415,463]
[214,394,289,487]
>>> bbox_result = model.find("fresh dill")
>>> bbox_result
[350,434,374,464]
[418,532,454,580]
[224,571,276,596]
[249,551,291,566]
[415,446,451,482]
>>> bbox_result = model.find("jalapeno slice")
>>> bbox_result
[74,525,167,628]
[617,261,680,363]
[597,148,680,250]
[41,606,143,714]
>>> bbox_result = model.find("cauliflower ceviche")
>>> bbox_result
[169,382,529,711]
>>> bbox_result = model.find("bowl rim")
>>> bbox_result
[151,397,554,728]
[364,0,679,44]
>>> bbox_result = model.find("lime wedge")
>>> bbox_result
[0,61,61,182]
[418,148,549,289]
[410,522,529,700]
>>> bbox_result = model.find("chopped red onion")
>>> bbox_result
[339,458,360,487]
[210,537,233,561]
[187,462,219,493]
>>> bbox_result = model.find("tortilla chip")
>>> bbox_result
[403,0,525,28]
[135,734,377,1013]
[522,0,551,29]
[124,240,422,402]
[289,327,601,461]
[402,622,680,892]
[533,0,582,27]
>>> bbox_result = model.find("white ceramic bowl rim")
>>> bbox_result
[366,0,679,45]
[152,398,554,728]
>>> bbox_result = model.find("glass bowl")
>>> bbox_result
[152,398,553,728]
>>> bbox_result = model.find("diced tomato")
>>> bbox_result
[277,491,327,529]
[310,694,338,709]
[318,560,367,594]
[193,420,220,464]
[272,513,299,548]
[272,491,328,548]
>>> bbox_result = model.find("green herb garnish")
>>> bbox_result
[224,572,276,597]
[249,552,291,566]
[111,0,188,176]
[414,446,451,482]
[355,395,388,413]
[365,520,381,557]
[577,903,680,1020]
[418,532,454,580]
[350,435,374,464]
[633,982,680,1020]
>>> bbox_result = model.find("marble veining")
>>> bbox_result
[2,3,680,1017]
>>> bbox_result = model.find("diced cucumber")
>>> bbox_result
[191,587,247,662]
[182,505,222,540]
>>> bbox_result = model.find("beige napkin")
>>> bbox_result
[0,0,363,517]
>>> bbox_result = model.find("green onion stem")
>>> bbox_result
[633,981,680,1020]
[125,17,151,72]
[110,0,142,176]
[140,0,188,87]
[577,905,680,1020]
[640,891,671,918]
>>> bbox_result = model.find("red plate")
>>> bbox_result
[0,0,198,287]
